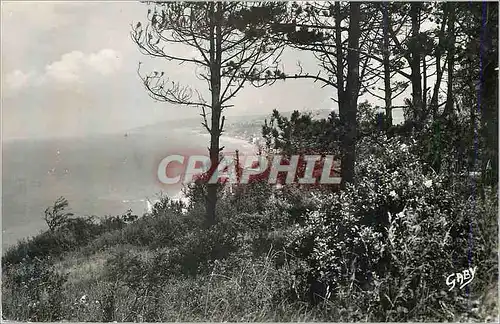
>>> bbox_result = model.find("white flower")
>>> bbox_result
[79,295,88,303]
[408,180,413,186]
[424,179,433,188]
[389,190,398,198]
[400,143,408,151]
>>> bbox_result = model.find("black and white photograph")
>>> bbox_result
[1,0,498,322]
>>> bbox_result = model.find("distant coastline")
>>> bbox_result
[2,125,261,250]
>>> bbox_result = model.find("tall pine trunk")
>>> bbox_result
[383,2,392,128]
[340,2,361,187]
[443,3,456,118]
[480,1,498,188]
[430,3,448,120]
[206,2,223,226]
[410,2,423,127]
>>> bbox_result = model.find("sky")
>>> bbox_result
[1,1,399,141]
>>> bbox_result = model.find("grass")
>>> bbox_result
[1,189,498,322]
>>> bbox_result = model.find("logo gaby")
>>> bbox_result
[446,266,477,291]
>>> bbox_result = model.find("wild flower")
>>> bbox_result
[79,294,88,304]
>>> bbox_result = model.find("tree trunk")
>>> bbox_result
[430,3,448,120]
[383,2,392,128]
[334,1,345,111]
[423,56,427,113]
[334,2,346,187]
[410,3,423,127]
[206,2,223,226]
[480,1,498,187]
[443,3,455,118]
[340,2,361,188]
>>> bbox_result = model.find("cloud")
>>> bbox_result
[87,49,123,75]
[5,70,34,91]
[44,51,87,83]
[45,49,123,83]
[4,49,123,92]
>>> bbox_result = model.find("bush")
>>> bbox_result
[2,217,103,269]
[3,197,113,268]
[117,199,201,249]
[2,257,68,321]
[43,197,74,232]
[283,134,496,321]
[2,232,66,268]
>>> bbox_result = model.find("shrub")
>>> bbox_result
[3,217,103,269]
[2,232,66,268]
[3,198,110,268]
[283,134,495,321]
[43,197,74,232]
[2,257,68,321]
[118,206,200,249]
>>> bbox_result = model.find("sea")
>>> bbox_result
[1,123,256,250]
